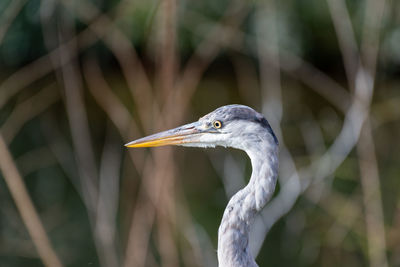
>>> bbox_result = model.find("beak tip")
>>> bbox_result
[124,142,134,147]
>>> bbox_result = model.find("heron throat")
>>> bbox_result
[217,136,279,267]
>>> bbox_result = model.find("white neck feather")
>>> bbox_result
[217,138,278,267]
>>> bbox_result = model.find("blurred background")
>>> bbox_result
[0,0,399,266]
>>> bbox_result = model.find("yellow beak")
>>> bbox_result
[125,122,203,148]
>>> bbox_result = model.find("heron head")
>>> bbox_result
[125,104,278,150]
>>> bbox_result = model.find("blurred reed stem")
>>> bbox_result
[0,133,63,267]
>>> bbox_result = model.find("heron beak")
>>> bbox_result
[125,121,207,148]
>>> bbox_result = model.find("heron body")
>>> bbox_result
[126,105,279,267]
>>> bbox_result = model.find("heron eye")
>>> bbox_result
[213,120,222,129]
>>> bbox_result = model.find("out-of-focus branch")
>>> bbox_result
[83,58,136,140]
[84,55,200,267]
[15,146,56,176]
[0,23,96,110]
[252,0,302,256]
[165,0,250,123]
[83,55,153,267]
[251,14,370,262]
[256,90,365,256]
[230,55,261,107]
[60,0,156,129]
[57,29,99,217]
[328,0,388,265]
[256,0,282,120]
[372,97,400,127]
[94,125,122,267]
[356,0,388,265]
[54,13,123,267]
[299,112,333,205]
[360,0,386,76]
[300,112,327,161]
[185,10,351,113]
[40,116,83,200]
[175,189,212,267]
[321,191,364,246]
[326,0,359,91]
[357,119,387,267]
[84,56,162,266]
[247,0,388,261]
[83,56,147,171]
[83,55,162,267]
[85,38,184,267]
[154,0,180,266]
[39,12,121,265]
[0,0,28,44]
[0,0,133,111]
[124,149,177,267]
[279,52,350,113]
[0,133,63,267]
[157,193,179,267]
[156,0,177,102]
[43,17,157,267]
[1,84,59,144]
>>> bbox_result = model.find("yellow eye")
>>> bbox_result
[213,120,222,129]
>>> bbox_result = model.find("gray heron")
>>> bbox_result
[125,104,279,267]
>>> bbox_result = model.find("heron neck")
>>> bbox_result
[217,141,278,267]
